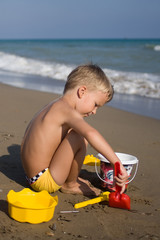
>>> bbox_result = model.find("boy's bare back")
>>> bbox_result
[21,97,83,178]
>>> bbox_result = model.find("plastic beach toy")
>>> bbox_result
[74,162,130,210]
[7,188,58,224]
[96,152,139,190]
[74,191,110,209]
[109,162,130,210]
[83,154,100,166]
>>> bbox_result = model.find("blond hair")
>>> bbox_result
[63,64,114,102]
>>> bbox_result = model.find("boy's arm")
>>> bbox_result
[66,113,128,192]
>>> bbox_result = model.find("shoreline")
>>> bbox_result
[0,83,160,239]
[0,71,160,120]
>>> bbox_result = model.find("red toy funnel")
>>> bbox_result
[109,162,130,210]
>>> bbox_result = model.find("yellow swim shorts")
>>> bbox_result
[27,168,61,193]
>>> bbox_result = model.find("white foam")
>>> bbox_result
[0,51,73,80]
[0,51,160,99]
[154,45,160,51]
[104,68,160,99]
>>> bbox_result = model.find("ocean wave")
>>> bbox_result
[104,69,160,99]
[0,51,73,80]
[0,51,160,99]
[145,44,160,51]
[154,45,160,51]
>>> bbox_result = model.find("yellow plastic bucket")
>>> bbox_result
[7,188,58,224]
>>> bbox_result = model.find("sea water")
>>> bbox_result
[0,39,160,119]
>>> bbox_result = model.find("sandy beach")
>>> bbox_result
[0,83,160,240]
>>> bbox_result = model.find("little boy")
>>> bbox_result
[21,64,128,196]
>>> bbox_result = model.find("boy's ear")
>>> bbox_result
[77,86,87,98]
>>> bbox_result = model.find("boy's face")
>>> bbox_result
[76,87,109,117]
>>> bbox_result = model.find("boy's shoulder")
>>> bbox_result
[44,96,84,128]
[54,97,82,120]
[52,97,73,110]
[50,97,78,116]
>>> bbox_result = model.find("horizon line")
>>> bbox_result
[0,37,160,41]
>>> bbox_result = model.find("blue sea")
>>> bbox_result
[0,39,160,119]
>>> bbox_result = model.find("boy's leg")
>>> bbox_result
[49,130,101,196]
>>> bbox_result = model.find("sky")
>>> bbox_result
[0,0,160,39]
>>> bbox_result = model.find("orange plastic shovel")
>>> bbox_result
[109,161,130,210]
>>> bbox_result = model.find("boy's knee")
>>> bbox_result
[67,130,87,148]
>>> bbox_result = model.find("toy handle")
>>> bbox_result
[74,193,109,209]
[127,161,139,184]
[74,197,102,209]
[115,161,122,193]
[95,159,113,185]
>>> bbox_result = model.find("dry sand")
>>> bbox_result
[0,83,160,240]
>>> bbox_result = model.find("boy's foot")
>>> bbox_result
[60,178,101,196]
[78,177,91,186]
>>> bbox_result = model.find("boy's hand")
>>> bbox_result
[114,164,128,194]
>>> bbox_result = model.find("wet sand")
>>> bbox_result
[0,83,160,240]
